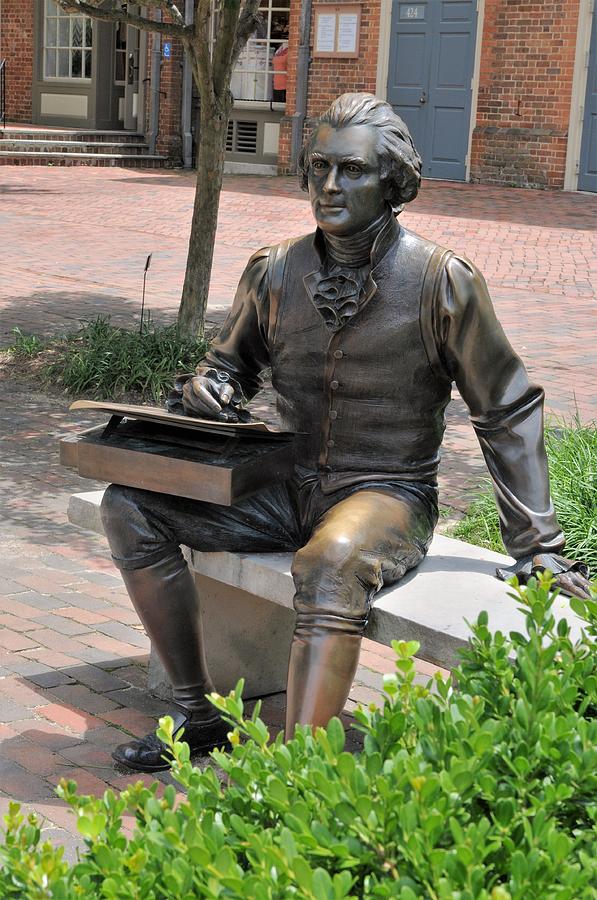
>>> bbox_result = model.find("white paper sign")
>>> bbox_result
[316,13,336,52]
[337,13,358,53]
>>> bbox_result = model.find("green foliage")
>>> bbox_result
[9,327,45,356]
[1,576,596,898]
[40,316,208,404]
[452,419,597,569]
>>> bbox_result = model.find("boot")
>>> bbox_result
[111,553,229,771]
[285,620,362,740]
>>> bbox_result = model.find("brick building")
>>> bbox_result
[1,1,596,190]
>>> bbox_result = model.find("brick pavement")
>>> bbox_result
[0,168,595,857]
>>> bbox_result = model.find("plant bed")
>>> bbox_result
[1,318,209,405]
[1,575,595,898]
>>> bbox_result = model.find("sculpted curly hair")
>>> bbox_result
[298,93,422,211]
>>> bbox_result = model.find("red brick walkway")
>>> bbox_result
[0,167,595,857]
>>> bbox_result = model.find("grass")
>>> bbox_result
[8,317,209,405]
[451,417,597,569]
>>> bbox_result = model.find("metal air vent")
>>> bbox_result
[226,119,258,154]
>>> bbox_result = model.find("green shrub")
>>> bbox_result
[39,317,208,404]
[451,419,597,570]
[1,576,595,898]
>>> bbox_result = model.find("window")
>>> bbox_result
[44,0,93,81]
[114,22,127,84]
[212,0,289,103]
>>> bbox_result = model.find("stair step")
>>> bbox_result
[1,128,146,144]
[0,139,150,153]
[0,150,167,168]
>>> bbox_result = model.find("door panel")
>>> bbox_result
[387,0,477,181]
[579,11,597,192]
[387,25,431,154]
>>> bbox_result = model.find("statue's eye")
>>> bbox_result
[311,160,328,173]
[346,164,362,176]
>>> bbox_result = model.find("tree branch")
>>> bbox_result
[211,0,242,97]
[138,0,186,29]
[55,0,190,38]
[232,0,261,67]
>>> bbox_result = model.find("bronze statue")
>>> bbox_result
[101,93,590,771]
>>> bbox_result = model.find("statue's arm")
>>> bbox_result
[175,249,272,420]
[433,254,590,597]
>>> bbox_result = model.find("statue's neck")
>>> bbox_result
[323,209,390,267]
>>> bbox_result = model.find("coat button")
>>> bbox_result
[333,350,344,359]
[327,439,335,448]
[329,410,338,420]
[330,380,339,390]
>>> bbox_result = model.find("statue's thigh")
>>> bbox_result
[101,481,301,568]
[291,489,434,618]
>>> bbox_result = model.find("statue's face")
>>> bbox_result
[307,123,387,237]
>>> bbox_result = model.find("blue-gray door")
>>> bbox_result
[387,1,478,181]
[579,10,597,192]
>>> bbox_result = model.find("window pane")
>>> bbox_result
[271,11,288,39]
[72,18,83,48]
[58,18,70,45]
[84,50,92,78]
[71,49,82,77]
[45,49,57,77]
[85,19,93,47]
[58,49,69,77]
[46,17,57,46]
[46,0,57,13]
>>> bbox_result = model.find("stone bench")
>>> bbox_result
[68,489,582,698]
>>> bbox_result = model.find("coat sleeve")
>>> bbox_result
[433,253,565,561]
[197,248,272,400]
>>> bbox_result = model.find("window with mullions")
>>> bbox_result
[212,0,289,103]
[44,0,93,80]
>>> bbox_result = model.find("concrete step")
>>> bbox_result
[0,150,166,167]
[0,139,150,154]
[1,127,145,144]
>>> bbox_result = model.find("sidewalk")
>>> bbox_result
[0,167,595,858]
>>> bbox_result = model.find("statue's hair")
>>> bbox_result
[298,93,422,210]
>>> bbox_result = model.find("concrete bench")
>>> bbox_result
[68,490,582,698]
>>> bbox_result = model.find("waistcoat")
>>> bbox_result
[269,222,452,490]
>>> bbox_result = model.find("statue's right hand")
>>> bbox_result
[181,374,235,419]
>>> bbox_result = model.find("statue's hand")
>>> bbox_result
[167,369,249,423]
[496,553,591,599]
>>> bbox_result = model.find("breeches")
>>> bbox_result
[100,475,437,632]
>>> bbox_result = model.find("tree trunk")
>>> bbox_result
[177,96,231,337]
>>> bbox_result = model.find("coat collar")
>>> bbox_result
[311,211,401,271]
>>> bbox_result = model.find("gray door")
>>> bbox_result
[579,10,597,192]
[387,1,478,181]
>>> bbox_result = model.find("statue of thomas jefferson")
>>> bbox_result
[101,93,590,771]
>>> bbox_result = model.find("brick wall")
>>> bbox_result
[278,0,381,171]
[470,0,580,189]
[1,0,34,122]
[143,22,183,163]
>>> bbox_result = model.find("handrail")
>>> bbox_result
[0,59,6,131]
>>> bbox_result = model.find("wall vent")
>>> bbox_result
[226,119,258,154]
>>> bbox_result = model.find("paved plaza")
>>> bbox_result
[0,166,595,857]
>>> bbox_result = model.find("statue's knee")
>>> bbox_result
[292,537,381,622]
[100,485,151,560]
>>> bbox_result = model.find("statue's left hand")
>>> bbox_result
[496,553,591,599]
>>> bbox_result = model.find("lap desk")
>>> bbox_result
[68,490,582,699]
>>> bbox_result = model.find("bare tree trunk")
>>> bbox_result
[178,95,231,337]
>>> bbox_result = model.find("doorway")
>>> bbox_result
[386,0,478,181]
[578,8,597,191]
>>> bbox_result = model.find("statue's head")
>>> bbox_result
[298,93,422,237]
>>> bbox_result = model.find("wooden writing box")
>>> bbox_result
[60,401,296,506]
